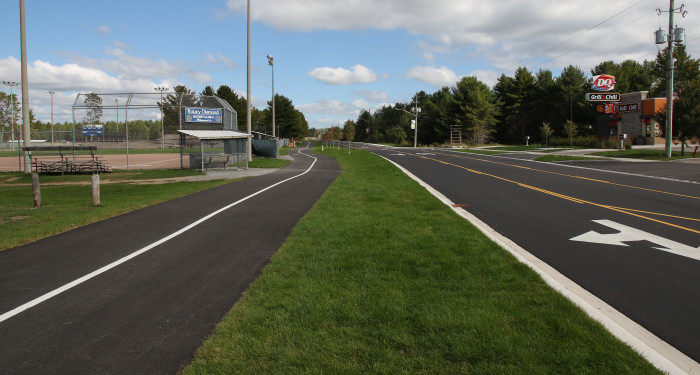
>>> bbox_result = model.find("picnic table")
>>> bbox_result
[23,146,111,174]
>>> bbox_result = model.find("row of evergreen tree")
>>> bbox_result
[338,46,699,146]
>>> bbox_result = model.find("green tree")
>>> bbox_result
[650,45,700,97]
[557,65,590,125]
[421,87,453,145]
[83,92,103,125]
[656,81,700,155]
[216,85,247,130]
[540,122,553,146]
[563,120,578,146]
[386,127,407,145]
[342,120,356,141]
[494,67,536,143]
[451,76,499,145]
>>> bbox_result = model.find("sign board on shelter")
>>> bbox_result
[185,108,223,123]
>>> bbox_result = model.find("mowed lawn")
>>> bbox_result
[182,147,660,374]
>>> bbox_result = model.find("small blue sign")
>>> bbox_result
[82,125,103,136]
[185,107,223,123]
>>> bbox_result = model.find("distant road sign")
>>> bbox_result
[586,93,620,102]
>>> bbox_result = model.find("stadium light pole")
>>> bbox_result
[155,87,167,149]
[48,91,54,144]
[3,81,20,151]
[267,55,275,138]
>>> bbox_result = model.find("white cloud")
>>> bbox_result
[308,64,378,85]
[356,90,388,102]
[94,25,110,35]
[221,0,699,76]
[406,65,460,87]
[297,100,356,116]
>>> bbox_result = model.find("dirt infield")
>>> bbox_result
[0,153,190,172]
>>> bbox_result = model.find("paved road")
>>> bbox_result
[357,144,700,371]
[0,142,341,374]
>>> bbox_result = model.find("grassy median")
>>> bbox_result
[0,170,234,251]
[182,147,660,374]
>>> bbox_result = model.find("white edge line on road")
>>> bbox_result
[378,154,698,375]
[0,144,318,324]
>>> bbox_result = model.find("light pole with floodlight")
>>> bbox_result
[48,91,55,144]
[267,55,276,138]
[392,98,421,148]
[3,81,20,151]
[155,87,168,148]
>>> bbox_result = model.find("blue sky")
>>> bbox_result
[1,0,698,130]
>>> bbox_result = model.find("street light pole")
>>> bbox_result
[267,55,275,138]
[115,98,119,135]
[392,98,420,148]
[48,91,54,144]
[3,81,19,151]
[155,87,167,149]
[246,0,252,161]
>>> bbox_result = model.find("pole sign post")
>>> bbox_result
[185,108,223,123]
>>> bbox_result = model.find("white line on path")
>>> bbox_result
[0,143,317,324]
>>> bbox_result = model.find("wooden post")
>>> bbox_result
[92,174,100,206]
[31,172,41,208]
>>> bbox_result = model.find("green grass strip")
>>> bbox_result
[182,148,660,374]
[0,171,234,251]
[534,155,599,162]
[592,149,694,160]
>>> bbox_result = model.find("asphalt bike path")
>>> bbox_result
[0,141,341,374]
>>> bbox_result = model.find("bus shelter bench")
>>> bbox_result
[203,155,232,170]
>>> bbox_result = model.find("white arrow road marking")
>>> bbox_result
[571,219,700,261]
[388,153,405,156]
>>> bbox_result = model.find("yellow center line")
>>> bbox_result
[409,152,700,235]
[430,150,700,201]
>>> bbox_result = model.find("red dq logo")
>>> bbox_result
[592,74,616,91]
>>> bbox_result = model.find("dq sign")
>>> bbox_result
[592,74,616,91]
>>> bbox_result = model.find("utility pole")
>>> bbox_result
[48,91,54,144]
[20,0,31,173]
[656,1,687,158]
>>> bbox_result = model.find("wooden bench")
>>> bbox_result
[203,155,232,170]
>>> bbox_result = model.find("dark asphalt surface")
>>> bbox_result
[359,144,700,365]
[0,143,341,374]
[501,151,700,182]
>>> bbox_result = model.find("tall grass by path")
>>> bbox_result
[182,147,660,374]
